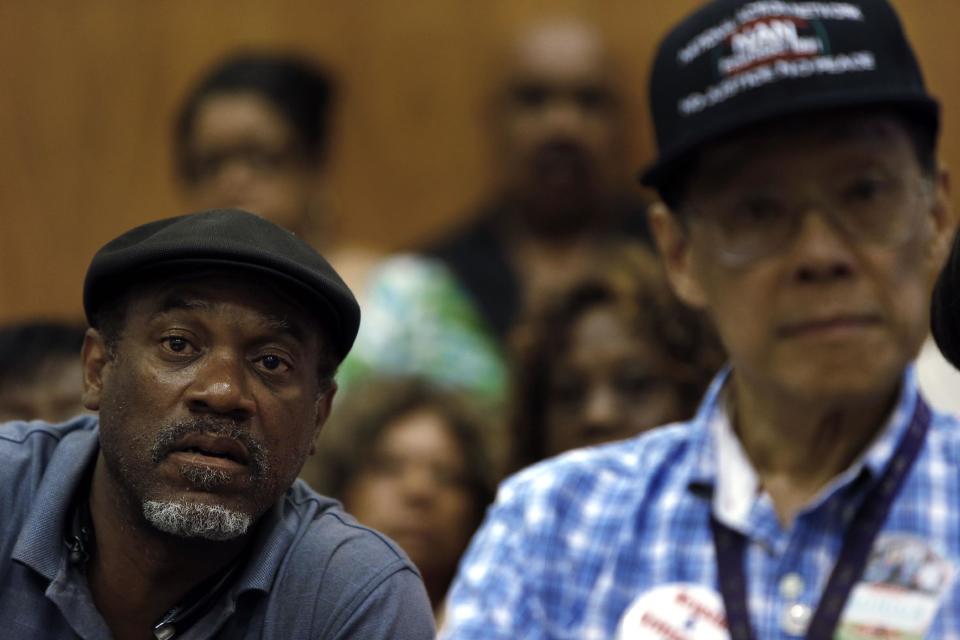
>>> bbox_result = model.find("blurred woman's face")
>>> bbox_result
[182,92,317,235]
[343,409,478,583]
[545,303,685,456]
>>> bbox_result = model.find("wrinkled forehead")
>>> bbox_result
[504,20,613,88]
[126,269,319,343]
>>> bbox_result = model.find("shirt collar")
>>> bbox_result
[11,417,100,580]
[225,494,296,597]
[687,365,921,529]
[687,367,731,493]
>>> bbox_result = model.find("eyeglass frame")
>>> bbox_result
[677,171,936,267]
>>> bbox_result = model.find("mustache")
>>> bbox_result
[150,417,269,479]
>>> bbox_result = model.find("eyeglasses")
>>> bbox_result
[686,172,932,266]
[187,144,305,184]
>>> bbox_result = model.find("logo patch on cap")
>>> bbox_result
[677,2,875,116]
[719,18,821,75]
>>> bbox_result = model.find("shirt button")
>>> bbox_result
[779,572,805,600]
[781,602,812,636]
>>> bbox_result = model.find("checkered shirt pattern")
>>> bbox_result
[440,367,960,639]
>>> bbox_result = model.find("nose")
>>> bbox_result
[208,159,258,205]
[185,349,256,420]
[582,383,620,434]
[789,208,856,283]
[542,97,588,137]
[398,464,439,507]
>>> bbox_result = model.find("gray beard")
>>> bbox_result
[142,500,252,541]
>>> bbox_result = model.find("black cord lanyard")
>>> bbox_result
[711,396,931,640]
[152,561,240,640]
[64,482,242,640]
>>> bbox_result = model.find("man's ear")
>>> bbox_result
[81,328,111,411]
[309,381,337,456]
[927,167,956,276]
[648,202,708,308]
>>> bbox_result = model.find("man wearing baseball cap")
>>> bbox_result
[442,1,958,638]
[0,209,435,638]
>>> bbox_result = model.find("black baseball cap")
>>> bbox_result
[640,0,939,187]
[83,209,361,361]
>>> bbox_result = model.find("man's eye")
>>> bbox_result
[575,87,612,111]
[615,373,657,397]
[161,336,194,354]
[739,197,783,221]
[256,354,291,373]
[718,196,786,232]
[511,84,549,108]
[549,376,586,407]
[842,176,888,204]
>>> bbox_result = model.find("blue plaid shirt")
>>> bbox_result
[441,368,960,639]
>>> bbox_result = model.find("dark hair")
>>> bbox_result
[175,52,335,184]
[0,321,87,386]
[315,377,496,527]
[654,106,939,213]
[509,245,725,471]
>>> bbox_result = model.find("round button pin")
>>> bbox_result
[616,583,728,639]
[781,603,812,636]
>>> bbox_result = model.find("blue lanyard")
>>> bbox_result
[711,395,931,640]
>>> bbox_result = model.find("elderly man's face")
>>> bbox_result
[654,112,952,403]
[495,22,622,232]
[82,273,333,540]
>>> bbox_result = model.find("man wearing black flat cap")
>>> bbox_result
[0,209,434,639]
[443,1,960,639]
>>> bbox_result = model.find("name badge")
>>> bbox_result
[616,583,729,640]
[838,534,956,639]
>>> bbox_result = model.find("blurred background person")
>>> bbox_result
[0,321,87,422]
[3,3,957,365]
[340,18,650,427]
[173,51,377,291]
[175,52,334,237]
[509,246,723,471]
[306,377,495,622]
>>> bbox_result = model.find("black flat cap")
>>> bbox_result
[83,209,360,361]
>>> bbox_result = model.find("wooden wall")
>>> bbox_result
[0,0,957,322]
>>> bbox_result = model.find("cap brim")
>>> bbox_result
[639,92,939,188]
[86,257,356,359]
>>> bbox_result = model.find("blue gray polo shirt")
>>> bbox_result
[0,417,435,639]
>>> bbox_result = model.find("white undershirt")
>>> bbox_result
[708,399,760,530]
